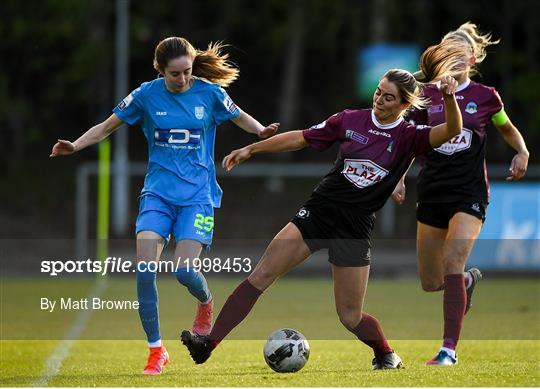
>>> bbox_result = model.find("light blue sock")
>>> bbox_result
[175,267,212,303]
[136,268,160,343]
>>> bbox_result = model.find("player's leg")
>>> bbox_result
[173,205,214,335]
[416,222,447,291]
[181,222,312,364]
[173,239,214,335]
[136,230,169,374]
[427,211,482,366]
[417,203,483,307]
[135,195,174,374]
[332,264,402,370]
[416,202,450,292]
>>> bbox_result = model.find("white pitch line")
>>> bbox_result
[32,278,108,387]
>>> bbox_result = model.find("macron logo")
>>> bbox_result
[368,129,391,138]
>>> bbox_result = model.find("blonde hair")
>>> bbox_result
[383,39,469,110]
[442,22,500,75]
[153,37,239,87]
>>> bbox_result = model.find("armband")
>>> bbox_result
[491,108,509,126]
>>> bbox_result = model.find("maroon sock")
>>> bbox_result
[442,274,466,350]
[350,312,393,356]
[209,279,262,349]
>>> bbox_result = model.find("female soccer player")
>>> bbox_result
[180,40,467,370]
[50,37,279,375]
[391,22,529,366]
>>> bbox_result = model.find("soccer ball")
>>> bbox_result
[263,328,310,373]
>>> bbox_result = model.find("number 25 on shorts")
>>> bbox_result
[194,213,214,232]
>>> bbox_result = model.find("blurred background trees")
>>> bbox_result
[1,0,538,238]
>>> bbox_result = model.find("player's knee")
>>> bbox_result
[421,279,444,292]
[248,269,277,291]
[175,266,198,284]
[442,245,470,267]
[136,267,157,284]
[337,308,361,330]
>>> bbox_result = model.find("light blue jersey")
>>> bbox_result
[113,77,241,208]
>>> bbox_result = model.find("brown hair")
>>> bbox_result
[442,22,500,76]
[383,39,469,110]
[153,37,239,87]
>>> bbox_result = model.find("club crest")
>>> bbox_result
[195,106,205,120]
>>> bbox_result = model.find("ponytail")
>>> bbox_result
[193,42,239,88]
[443,21,500,64]
[383,40,467,110]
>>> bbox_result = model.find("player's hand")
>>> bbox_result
[222,147,252,172]
[258,123,280,139]
[50,139,77,157]
[391,180,406,205]
[439,75,458,96]
[506,152,529,181]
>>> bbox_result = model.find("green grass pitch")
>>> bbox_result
[1,277,539,386]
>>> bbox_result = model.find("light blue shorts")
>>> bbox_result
[135,194,214,245]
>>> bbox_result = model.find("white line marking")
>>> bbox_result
[32,278,108,387]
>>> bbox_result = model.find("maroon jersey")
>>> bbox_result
[303,109,432,213]
[409,79,503,203]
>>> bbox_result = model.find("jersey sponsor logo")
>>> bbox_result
[386,140,394,153]
[435,127,473,155]
[223,95,239,114]
[342,159,389,188]
[117,93,134,111]
[368,129,391,138]
[465,101,478,114]
[345,130,369,144]
[428,104,443,114]
[154,128,202,149]
[194,106,205,120]
[311,120,326,129]
[295,208,310,219]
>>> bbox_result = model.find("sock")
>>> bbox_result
[349,312,393,356]
[464,271,472,289]
[442,274,466,350]
[209,279,263,348]
[137,268,160,343]
[175,267,212,303]
[440,346,456,359]
[148,339,162,348]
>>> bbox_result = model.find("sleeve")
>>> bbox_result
[112,85,145,125]
[213,86,242,125]
[408,124,433,156]
[301,111,344,151]
[487,87,505,119]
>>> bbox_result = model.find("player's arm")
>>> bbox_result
[428,76,462,148]
[222,130,307,172]
[50,114,124,157]
[391,159,414,205]
[493,111,529,180]
[230,111,280,139]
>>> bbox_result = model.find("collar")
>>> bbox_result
[456,78,471,93]
[371,110,404,129]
